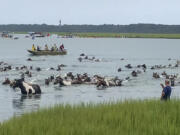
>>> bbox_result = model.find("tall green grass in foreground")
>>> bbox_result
[1,100,180,135]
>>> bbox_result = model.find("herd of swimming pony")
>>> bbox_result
[0,54,178,100]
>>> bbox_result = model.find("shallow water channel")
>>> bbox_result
[0,34,180,122]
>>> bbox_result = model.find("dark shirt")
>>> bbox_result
[162,86,172,100]
[37,46,40,51]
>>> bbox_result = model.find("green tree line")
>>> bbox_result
[1,23,180,33]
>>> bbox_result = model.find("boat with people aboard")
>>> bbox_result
[28,43,67,55]
[27,49,67,55]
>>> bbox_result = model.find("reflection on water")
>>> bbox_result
[0,35,180,122]
[12,95,41,116]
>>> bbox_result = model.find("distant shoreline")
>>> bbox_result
[15,32,180,39]
[2,24,180,34]
[61,33,180,39]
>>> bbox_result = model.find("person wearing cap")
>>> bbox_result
[160,80,172,101]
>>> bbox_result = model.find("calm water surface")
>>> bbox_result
[0,34,180,122]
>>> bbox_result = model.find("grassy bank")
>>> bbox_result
[1,100,180,135]
[14,32,180,39]
[56,32,180,39]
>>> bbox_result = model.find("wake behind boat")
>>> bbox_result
[27,49,67,55]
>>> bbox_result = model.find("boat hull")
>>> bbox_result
[27,50,67,55]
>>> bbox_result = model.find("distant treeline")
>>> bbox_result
[1,24,180,33]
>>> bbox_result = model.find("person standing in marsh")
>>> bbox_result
[160,80,172,101]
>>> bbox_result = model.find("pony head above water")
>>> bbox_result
[11,78,24,89]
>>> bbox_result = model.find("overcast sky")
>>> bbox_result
[0,0,180,25]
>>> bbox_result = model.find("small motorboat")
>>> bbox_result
[27,50,67,55]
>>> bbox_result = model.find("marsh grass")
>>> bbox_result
[55,32,180,39]
[1,100,180,135]
[14,32,180,39]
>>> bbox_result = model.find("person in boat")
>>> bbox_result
[37,46,41,51]
[45,44,49,51]
[32,44,36,51]
[60,44,64,51]
[54,44,58,51]
[51,46,54,51]
[160,80,172,101]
